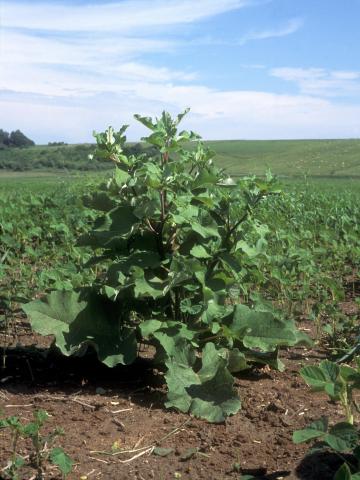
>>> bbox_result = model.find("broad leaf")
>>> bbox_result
[334,463,352,480]
[293,417,328,444]
[190,245,212,259]
[165,342,241,422]
[83,192,116,212]
[229,304,301,351]
[325,423,358,452]
[50,447,73,476]
[23,290,137,367]
[293,419,358,453]
[300,360,342,399]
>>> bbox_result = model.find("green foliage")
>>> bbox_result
[23,289,137,367]
[8,130,35,148]
[164,342,241,423]
[0,129,10,147]
[294,358,360,479]
[293,417,358,451]
[3,113,359,424]
[0,409,73,479]
[0,180,97,306]
[300,358,360,424]
[0,177,101,373]
[49,448,73,477]
[294,417,360,480]
[2,137,360,176]
[0,142,156,172]
[0,129,35,149]
[22,109,307,422]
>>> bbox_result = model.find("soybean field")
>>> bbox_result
[0,129,359,480]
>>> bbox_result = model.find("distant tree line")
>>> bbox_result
[48,141,68,147]
[0,129,35,148]
[0,142,158,172]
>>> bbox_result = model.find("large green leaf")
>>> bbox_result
[218,347,249,373]
[139,319,163,338]
[97,205,139,236]
[153,322,197,358]
[82,192,116,212]
[134,114,156,131]
[190,245,212,259]
[191,220,220,239]
[229,304,302,351]
[131,267,164,299]
[325,423,359,452]
[300,360,342,399]
[293,417,328,443]
[77,231,127,250]
[165,342,241,422]
[107,251,162,285]
[244,349,286,372]
[293,419,358,453]
[334,463,352,480]
[192,170,219,189]
[22,290,137,367]
[140,320,197,364]
[114,167,130,186]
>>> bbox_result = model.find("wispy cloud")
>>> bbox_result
[191,18,303,48]
[2,85,360,143]
[0,0,254,97]
[238,18,303,45]
[1,0,359,143]
[2,0,252,32]
[2,31,174,67]
[271,67,360,97]
[240,64,267,69]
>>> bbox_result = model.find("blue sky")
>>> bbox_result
[0,0,360,143]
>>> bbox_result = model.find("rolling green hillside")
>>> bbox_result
[0,139,359,177]
[207,139,360,177]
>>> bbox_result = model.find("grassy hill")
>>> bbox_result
[0,139,359,177]
[208,139,360,177]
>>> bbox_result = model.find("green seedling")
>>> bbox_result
[0,409,73,480]
[293,418,360,480]
[300,358,360,424]
[294,357,360,480]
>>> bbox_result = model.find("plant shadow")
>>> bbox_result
[240,468,291,479]
[0,345,166,410]
[295,450,354,480]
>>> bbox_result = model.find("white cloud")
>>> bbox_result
[271,67,360,97]
[1,0,359,143]
[112,63,197,82]
[0,29,193,97]
[1,31,173,67]
[2,0,251,32]
[191,18,303,48]
[2,84,360,143]
[238,18,303,45]
[1,0,241,98]
[332,71,360,80]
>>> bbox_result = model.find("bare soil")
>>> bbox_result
[0,311,358,480]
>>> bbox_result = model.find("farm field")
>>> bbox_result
[1,133,360,479]
[1,138,360,178]
[207,139,360,177]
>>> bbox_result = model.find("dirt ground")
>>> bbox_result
[0,313,358,480]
